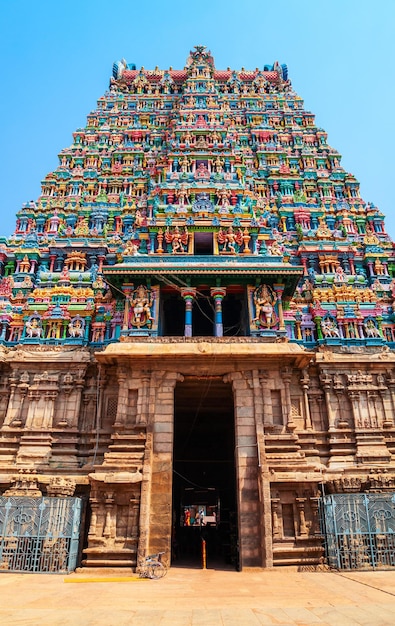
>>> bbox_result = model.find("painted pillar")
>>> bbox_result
[122,284,134,331]
[210,287,226,337]
[273,283,285,331]
[181,288,196,337]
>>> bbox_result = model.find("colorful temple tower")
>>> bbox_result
[0,46,395,571]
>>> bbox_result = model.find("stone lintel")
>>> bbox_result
[269,471,323,483]
[5,347,91,364]
[315,349,395,364]
[96,340,312,371]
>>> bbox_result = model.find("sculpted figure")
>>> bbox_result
[321,317,340,338]
[216,188,231,208]
[217,226,243,254]
[68,317,85,338]
[165,226,189,253]
[253,284,275,328]
[364,319,381,338]
[176,186,190,206]
[25,316,42,338]
[129,285,153,328]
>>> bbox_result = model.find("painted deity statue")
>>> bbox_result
[321,317,340,338]
[364,319,381,338]
[253,284,276,328]
[25,316,42,338]
[68,317,85,338]
[217,226,243,254]
[165,226,189,253]
[129,285,153,328]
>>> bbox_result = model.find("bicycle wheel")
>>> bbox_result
[149,562,167,579]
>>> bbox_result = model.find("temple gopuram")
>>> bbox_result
[0,46,394,573]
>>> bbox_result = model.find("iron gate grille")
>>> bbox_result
[320,493,395,570]
[0,497,82,573]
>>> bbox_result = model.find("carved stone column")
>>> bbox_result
[367,391,378,428]
[296,497,308,537]
[379,388,393,428]
[309,496,321,536]
[320,373,336,430]
[281,367,295,430]
[138,371,183,567]
[259,370,272,427]
[102,491,115,539]
[71,370,86,428]
[386,375,395,426]
[2,372,22,427]
[224,371,270,568]
[271,497,281,539]
[335,388,349,429]
[114,367,128,429]
[300,369,312,430]
[348,391,362,428]
[88,497,99,540]
[138,370,151,425]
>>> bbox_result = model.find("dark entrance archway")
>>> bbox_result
[172,376,238,569]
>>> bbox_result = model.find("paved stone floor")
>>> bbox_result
[1,566,395,625]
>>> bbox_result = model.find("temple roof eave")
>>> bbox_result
[102,260,303,277]
[102,260,303,296]
[103,264,302,274]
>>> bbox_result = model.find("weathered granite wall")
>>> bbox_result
[0,342,394,569]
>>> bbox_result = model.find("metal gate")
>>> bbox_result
[320,493,395,570]
[0,497,82,573]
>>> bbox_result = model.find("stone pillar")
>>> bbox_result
[180,288,196,337]
[88,497,99,541]
[348,391,362,428]
[367,391,378,428]
[271,498,281,539]
[137,371,183,568]
[335,388,349,429]
[2,372,23,427]
[300,369,312,430]
[386,374,395,423]
[259,370,272,427]
[224,371,268,568]
[379,387,393,428]
[210,287,226,337]
[102,491,116,539]
[309,496,321,536]
[138,370,151,425]
[251,369,273,568]
[296,498,308,537]
[320,373,336,430]
[114,367,128,429]
[281,367,295,430]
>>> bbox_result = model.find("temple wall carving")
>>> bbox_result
[0,345,394,568]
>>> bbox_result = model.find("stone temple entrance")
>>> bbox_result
[172,376,238,569]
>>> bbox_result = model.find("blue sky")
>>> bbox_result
[1,0,394,237]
